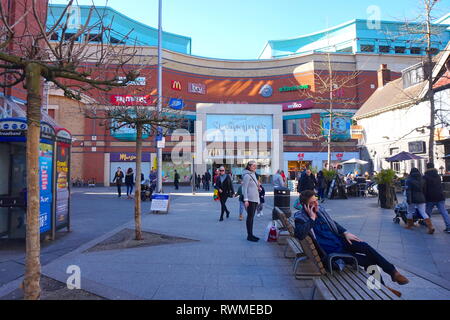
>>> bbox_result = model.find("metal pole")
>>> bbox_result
[157,0,163,193]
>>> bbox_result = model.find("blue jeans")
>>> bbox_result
[407,203,428,220]
[426,201,450,228]
[126,183,134,196]
[239,201,246,215]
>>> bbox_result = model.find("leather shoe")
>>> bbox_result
[391,271,409,285]
[247,236,258,242]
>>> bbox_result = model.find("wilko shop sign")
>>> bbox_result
[297,153,305,160]
[335,153,344,161]
[110,95,154,106]
[171,80,182,91]
[188,83,206,94]
[282,100,314,112]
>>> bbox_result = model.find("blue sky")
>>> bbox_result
[50,0,449,59]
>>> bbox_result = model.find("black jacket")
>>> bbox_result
[406,171,426,204]
[423,168,445,202]
[113,171,124,185]
[297,174,317,193]
[125,173,134,185]
[214,174,234,197]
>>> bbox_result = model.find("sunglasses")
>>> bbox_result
[220,170,225,172]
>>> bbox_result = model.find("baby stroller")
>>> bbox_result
[393,190,426,226]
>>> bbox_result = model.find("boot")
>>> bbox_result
[386,287,402,298]
[391,270,409,285]
[404,219,414,229]
[424,218,435,234]
[239,214,243,221]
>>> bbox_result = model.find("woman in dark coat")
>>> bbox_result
[125,168,134,199]
[316,171,327,202]
[112,167,124,198]
[405,168,434,234]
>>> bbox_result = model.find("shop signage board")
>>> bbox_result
[188,83,206,94]
[282,100,314,112]
[116,76,146,86]
[351,125,364,139]
[279,85,310,92]
[168,98,184,110]
[171,80,182,91]
[110,152,151,162]
[150,194,170,213]
[206,114,273,142]
[110,95,155,106]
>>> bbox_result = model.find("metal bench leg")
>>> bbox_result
[293,256,308,273]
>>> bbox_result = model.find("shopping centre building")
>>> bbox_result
[3,3,449,185]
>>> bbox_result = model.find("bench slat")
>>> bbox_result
[352,268,399,300]
[332,271,370,300]
[313,278,337,300]
[339,269,381,300]
[320,276,348,300]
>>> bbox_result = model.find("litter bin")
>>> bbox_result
[272,186,291,220]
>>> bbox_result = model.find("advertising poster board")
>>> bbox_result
[55,142,70,230]
[39,142,53,233]
[150,194,170,213]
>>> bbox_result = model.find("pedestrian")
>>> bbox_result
[149,169,157,193]
[256,184,265,217]
[125,168,134,199]
[405,168,435,234]
[236,182,245,221]
[213,168,220,185]
[242,161,260,242]
[174,170,180,190]
[297,169,317,194]
[281,170,287,185]
[202,174,206,190]
[423,163,450,233]
[112,167,124,198]
[273,169,285,188]
[204,171,211,191]
[317,170,327,202]
[294,190,409,298]
[214,166,234,221]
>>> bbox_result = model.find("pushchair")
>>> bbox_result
[393,190,426,226]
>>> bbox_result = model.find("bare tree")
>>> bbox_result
[0,0,143,299]
[83,90,185,241]
[288,52,360,169]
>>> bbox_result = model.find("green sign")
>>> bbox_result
[279,85,310,92]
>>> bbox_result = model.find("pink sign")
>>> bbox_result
[282,100,314,112]
[336,153,344,161]
[110,95,155,106]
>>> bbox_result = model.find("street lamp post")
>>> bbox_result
[157,0,163,193]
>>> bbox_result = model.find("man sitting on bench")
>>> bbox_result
[294,190,409,297]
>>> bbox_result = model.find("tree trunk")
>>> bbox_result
[425,0,435,164]
[23,63,42,300]
[134,124,143,240]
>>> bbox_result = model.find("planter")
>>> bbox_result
[378,183,396,209]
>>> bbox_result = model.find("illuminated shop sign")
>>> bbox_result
[188,83,206,94]
[110,95,155,106]
[171,80,182,91]
[281,100,314,112]
[117,76,146,86]
[279,85,310,92]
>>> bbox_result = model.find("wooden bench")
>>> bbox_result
[274,207,402,300]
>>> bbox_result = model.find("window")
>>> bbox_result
[391,161,400,174]
[50,33,58,41]
[429,48,439,55]
[110,36,125,45]
[283,120,288,135]
[284,118,311,135]
[410,47,421,54]
[390,147,399,155]
[379,45,390,53]
[395,46,406,54]
[361,45,375,52]
[63,33,77,41]
[402,63,424,88]
[85,33,102,42]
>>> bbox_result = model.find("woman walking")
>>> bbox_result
[405,168,435,234]
[214,166,234,221]
[125,168,134,199]
[316,170,327,202]
[112,167,124,198]
[242,161,261,242]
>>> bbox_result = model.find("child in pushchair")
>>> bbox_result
[393,190,426,226]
